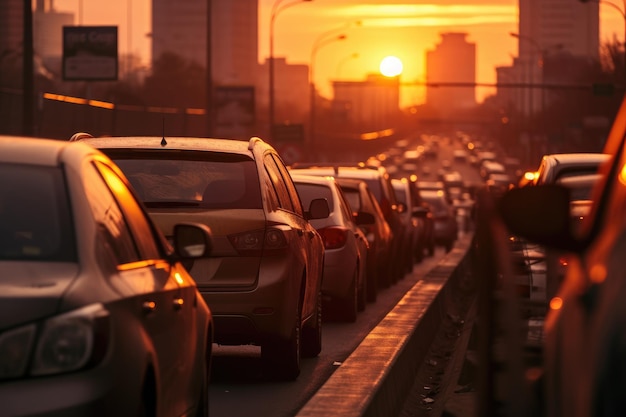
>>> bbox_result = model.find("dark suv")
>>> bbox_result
[81,135,328,380]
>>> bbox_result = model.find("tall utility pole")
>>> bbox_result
[206,0,214,137]
[22,0,34,136]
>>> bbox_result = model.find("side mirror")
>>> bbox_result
[307,198,330,220]
[172,223,213,258]
[498,185,582,252]
[354,211,375,225]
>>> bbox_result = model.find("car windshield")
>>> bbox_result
[112,152,262,209]
[0,164,76,262]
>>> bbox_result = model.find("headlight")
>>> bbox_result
[0,304,110,380]
[0,324,37,379]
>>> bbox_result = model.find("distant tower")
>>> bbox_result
[426,32,476,114]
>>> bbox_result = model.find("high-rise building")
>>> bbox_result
[151,0,258,87]
[425,32,476,114]
[498,0,599,115]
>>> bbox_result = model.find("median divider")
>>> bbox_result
[296,233,475,417]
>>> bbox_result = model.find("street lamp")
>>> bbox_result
[336,52,360,79]
[308,21,360,154]
[269,0,312,140]
[309,34,346,155]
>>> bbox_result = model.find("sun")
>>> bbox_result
[379,56,403,77]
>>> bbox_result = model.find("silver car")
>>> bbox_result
[290,173,370,322]
[0,136,214,416]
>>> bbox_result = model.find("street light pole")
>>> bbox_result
[308,21,360,156]
[269,0,311,141]
[309,34,346,155]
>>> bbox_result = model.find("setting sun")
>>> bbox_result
[379,55,403,77]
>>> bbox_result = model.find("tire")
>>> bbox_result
[262,305,301,381]
[302,289,322,358]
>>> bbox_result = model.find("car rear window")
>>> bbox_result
[0,164,76,262]
[341,188,361,211]
[110,151,262,209]
[293,182,334,211]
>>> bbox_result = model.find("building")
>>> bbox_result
[425,33,476,115]
[151,0,258,87]
[33,0,73,76]
[258,57,309,126]
[497,0,599,115]
[332,74,400,134]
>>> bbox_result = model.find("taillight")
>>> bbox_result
[318,227,349,249]
[228,228,288,255]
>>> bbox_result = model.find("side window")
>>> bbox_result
[263,154,294,212]
[271,153,304,216]
[94,161,162,260]
[84,161,140,265]
[336,185,355,223]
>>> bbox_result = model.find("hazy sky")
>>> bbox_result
[52,0,625,105]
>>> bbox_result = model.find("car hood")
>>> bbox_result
[0,262,79,329]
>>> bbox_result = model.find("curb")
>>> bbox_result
[296,234,474,417]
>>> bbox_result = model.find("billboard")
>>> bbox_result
[63,26,118,81]
[215,86,255,139]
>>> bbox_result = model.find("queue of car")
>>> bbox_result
[1,131,471,415]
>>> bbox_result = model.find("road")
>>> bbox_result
[208,246,450,416]
[208,133,486,416]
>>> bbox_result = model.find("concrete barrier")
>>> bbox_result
[296,233,474,417]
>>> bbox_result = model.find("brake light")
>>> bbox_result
[228,228,288,255]
[318,227,349,249]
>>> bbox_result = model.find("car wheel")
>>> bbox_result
[262,305,301,381]
[302,288,322,358]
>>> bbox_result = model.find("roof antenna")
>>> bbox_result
[161,116,167,146]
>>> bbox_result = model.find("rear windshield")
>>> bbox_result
[110,151,262,209]
[342,188,361,211]
[0,164,76,262]
[293,182,334,211]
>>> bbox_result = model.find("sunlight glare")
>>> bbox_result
[380,56,403,77]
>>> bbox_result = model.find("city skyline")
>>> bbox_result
[49,0,626,106]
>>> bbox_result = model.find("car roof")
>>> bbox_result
[289,166,383,180]
[543,152,610,165]
[80,136,258,156]
[0,135,90,166]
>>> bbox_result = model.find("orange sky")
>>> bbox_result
[53,0,625,107]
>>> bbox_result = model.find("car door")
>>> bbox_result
[88,159,192,416]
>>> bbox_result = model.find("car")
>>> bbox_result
[80,135,328,380]
[290,173,370,322]
[391,178,430,270]
[496,94,626,416]
[0,136,214,416]
[418,189,458,252]
[289,163,407,287]
[532,152,610,186]
[333,177,393,303]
